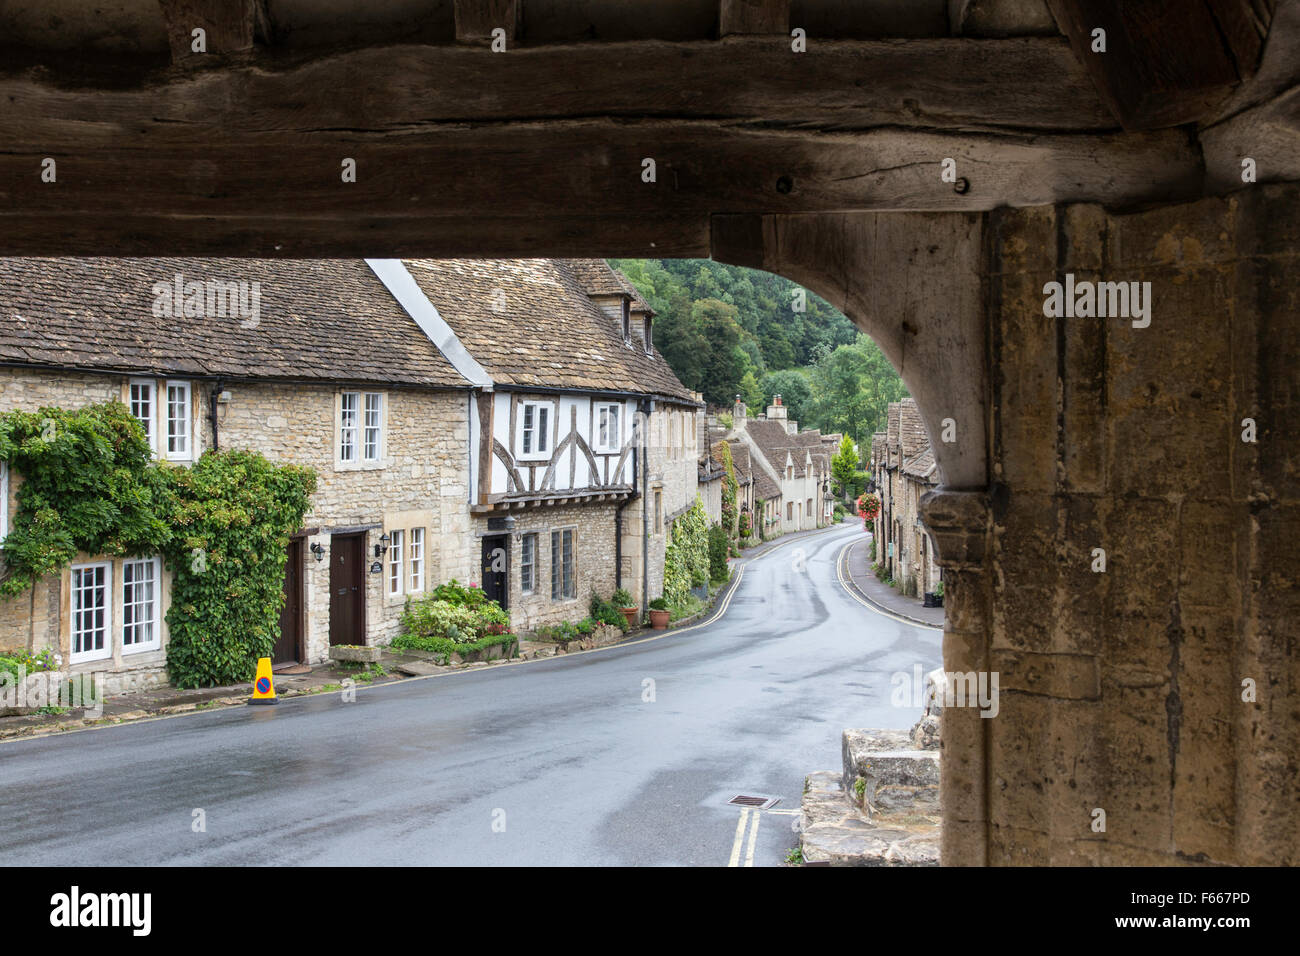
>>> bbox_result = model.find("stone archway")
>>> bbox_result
[3,0,1298,866]
[715,186,1300,866]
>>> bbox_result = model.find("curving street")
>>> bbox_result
[0,523,941,867]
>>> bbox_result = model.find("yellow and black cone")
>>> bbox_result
[250,657,278,705]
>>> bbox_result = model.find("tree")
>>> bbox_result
[759,368,812,422]
[831,434,859,500]
[804,335,907,442]
[693,298,745,405]
[738,370,764,411]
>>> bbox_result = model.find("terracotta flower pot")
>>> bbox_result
[620,607,639,630]
[648,609,670,630]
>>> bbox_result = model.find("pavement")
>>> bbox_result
[0,522,941,866]
[840,532,946,629]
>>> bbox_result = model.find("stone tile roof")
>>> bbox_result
[403,258,691,401]
[0,258,469,388]
[566,259,654,314]
[730,439,780,501]
[748,419,831,480]
[899,397,928,458]
[902,447,939,483]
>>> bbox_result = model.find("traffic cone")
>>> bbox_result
[250,657,278,705]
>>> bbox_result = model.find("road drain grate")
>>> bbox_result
[729,794,779,810]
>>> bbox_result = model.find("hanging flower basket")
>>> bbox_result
[857,493,881,522]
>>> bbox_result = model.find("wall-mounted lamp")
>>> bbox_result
[216,389,233,403]
[310,542,325,563]
[374,532,390,558]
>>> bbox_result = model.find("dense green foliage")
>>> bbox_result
[662,497,709,608]
[390,628,518,662]
[0,646,56,680]
[399,580,511,648]
[707,524,730,585]
[589,592,627,628]
[612,260,908,441]
[0,403,316,689]
[0,403,174,596]
[719,441,738,539]
[831,434,859,499]
[163,451,316,688]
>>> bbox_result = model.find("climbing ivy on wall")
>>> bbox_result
[719,442,739,541]
[0,403,173,596]
[0,402,315,689]
[163,451,315,688]
[662,497,709,607]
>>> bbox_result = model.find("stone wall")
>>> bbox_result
[933,183,1300,866]
[0,369,473,679]
[480,501,621,632]
[200,381,473,661]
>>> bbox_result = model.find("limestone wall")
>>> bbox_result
[937,183,1300,866]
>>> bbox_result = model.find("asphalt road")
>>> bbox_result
[0,522,941,867]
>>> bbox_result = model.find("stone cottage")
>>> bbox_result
[871,397,941,600]
[0,256,699,690]
[0,258,476,692]
[394,257,702,631]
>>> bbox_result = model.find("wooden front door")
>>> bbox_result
[329,533,367,646]
[480,535,508,610]
[274,539,304,664]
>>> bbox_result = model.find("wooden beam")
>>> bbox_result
[0,38,1119,138]
[454,0,521,43]
[1046,0,1274,129]
[157,0,269,63]
[719,0,789,35]
[0,119,1200,256]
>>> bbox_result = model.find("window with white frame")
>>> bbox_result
[408,528,425,594]
[594,403,622,454]
[121,557,161,653]
[165,380,191,460]
[340,392,359,462]
[129,379,157,452]
[71,563,112,663]
[339,391,384,464]
[518,401,553,460]
[364,392,383,460]
[520,533,537,594]
[388,529,404,597]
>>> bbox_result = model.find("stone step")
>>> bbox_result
[799,771,939,866]
[842,728,941,816]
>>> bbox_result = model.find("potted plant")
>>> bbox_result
[613,587,638,629]
[647,597,671,630]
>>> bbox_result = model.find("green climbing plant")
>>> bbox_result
[0,402,315,688]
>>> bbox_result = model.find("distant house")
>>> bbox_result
[0,256,700,691]
[730,396,834,535]
[870,398,940,599]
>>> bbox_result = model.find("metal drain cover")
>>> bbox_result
[728,794,779,810]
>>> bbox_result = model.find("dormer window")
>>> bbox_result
[621,299,631,346]
[643,316,653,355]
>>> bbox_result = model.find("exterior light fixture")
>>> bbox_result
[374,531,390,558]
[310,542,325,563]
